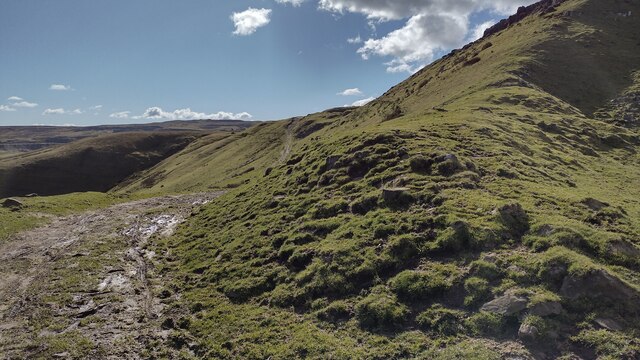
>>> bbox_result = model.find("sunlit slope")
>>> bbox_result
[124,0,640,358]
[116,120,293,195]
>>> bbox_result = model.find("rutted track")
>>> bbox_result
[0,192,222,359]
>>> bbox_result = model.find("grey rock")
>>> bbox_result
[481,293,528,315]
[594,317,623,331]
[529,300,562,317]
[518,323,539,341]
[560,269,638,301]
[2,198,23,209]
[607,240,640,258]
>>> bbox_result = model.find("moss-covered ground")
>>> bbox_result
[2,0,639,358]
[112,1,640,358]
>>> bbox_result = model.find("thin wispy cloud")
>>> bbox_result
[7,96,23,102]
[347,35,362,44]
[12,101,38,108]
[0,105,16,112]
[42,108,83,115]
[109,111,131,119]
[276,0,305,6]
[49,84,72,91]
[231,8,272,36]
[338,88,363,96]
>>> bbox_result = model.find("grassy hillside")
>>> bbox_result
[0,119,254,153]
[112,0,640,358]
[0,132,213,198]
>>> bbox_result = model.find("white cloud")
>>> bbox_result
[49,84,72,91]
[350,97,376,107]
[318,0,536,72]
[42,108,66,115]
[0,105,16,112]
[347,35,362,44]
[90,105,103,110]
[358,13,468,73]
[231,8,272,36]
[276,0,305,6]
[338,88,363,96]
[470,20,497,41]
[110,111,131,119]
[12,101,38,108]
[7,96,23,101]
[133,107,253,121]
[32,123,79,127]
[42,108,83,115]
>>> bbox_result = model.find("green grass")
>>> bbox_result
[136,1,640,355]
[0,192,125,243]
[6,0,634,358]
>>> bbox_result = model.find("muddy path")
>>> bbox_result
[0,192,222,359]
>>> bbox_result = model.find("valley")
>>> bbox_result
[1,0,639,359]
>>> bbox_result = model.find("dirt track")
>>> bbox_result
[0,192,222,359]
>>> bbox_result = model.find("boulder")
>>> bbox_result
[529,301,562,317]
[518,323,539,341]
[560,269,638,301]
[2,198,23,209]
[593,317,623,331]
[607,239,640,259]
[481,293,528,315]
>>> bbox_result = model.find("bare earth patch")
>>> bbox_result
[0,192,222,359]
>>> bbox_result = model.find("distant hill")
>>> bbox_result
[0,119,255,153]
[0,131,229,198]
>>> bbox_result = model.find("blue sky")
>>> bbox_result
[0,0,534,125]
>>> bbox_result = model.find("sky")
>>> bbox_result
[0,0,536,126]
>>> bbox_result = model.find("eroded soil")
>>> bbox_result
[0,192,222,359]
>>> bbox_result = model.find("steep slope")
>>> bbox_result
[22,0,639,358]
[0,132,212,198]
[110,0,640,359]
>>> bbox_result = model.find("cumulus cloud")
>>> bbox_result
[350,96,376,107]
[133,107,253,121]
[231,8,272,36]
[42,108,83,115]
[358,13,468,73]
[0,105,16,112]
[276,0,305,6]
[318,0,536,72]
[7,96,23,101]
[49,84,72,91]
[338,88,363,96]
[12,101,38,108]
[110,111,131,119]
